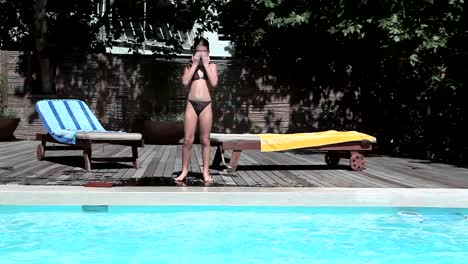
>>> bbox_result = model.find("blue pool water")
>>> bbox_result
[0,206,467,264]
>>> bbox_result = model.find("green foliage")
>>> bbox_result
[0,74,8,112]
[212,0,468,163]
[142,112,184,122]
[0,0,213,54]
[0,74,16,117]
[141,60,184,116]
[0,0,216,94]
[0,109,17,118]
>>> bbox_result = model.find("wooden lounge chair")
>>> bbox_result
[210,132,376,172]
[35,99,143,171]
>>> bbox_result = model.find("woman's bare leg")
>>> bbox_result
[198,104,213,182]
[175,103,198,181]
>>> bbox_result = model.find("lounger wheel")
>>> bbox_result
[325,152,340,167]
[350,153,365,171]
[36,144,45,161]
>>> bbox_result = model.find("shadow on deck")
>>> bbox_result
[1,140,468,188]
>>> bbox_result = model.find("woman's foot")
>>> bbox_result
[203,174,214,182]
[174,171,188,182]
[174,180,187,187]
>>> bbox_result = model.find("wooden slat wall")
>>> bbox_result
[2,50,359,140]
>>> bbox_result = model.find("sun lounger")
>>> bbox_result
[210,131,376,171]
[35,99,143,171]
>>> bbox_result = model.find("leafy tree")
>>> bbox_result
[215,0,468,162]
[0,0,211,93]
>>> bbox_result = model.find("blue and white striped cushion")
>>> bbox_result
[36,99,107,144]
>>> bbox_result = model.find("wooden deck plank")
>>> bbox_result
[240,152,289,186]
[274,152,367,187]
[364,162,451,188]
[91,144,126,174]
[231,150,270,186]
[376,160,468,187]
[121,145,156,179]
[285,170,321,187]
[280,152,377,187]
[0,148,35,164]
[0,156,36,173]
[228,173,248,186]
[272,169,314,187]
[248,151,312,187]
[1,141,468,188]
[210,145,235,185]
[140,145,163,177]
[192,144,204,174]
[236,170,263,186]
[260,152,325,187]
[89,144,122,174]
[36,165,69,180]
[251,152,300,186]
[261,171,292,187]
[359,170,415,188]
[239,155,270,186]
[318,170,373,188]
[271,169,309,187]
[334,169,397,188]
[208,146,225,184]
[292,152,441,188]
[250,151,277,165]
[293,169,341,187]
[252,170,280,187]
[105,144,139,179]
[219,169,237,186]
[153,145,171,177]
[173,145,183,174]
[191,145,203,174]
[371,156,468,186]
[162,146,177,178]
[186,145,194,173]
[0,146,31,158]
[132,145,160,178]
[240,152,277,186]
[0,141,31,154]
[238,151,260,165]
[4,162,57,184]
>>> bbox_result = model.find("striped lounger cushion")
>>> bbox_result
[36,99,141,145]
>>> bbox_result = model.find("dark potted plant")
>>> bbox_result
[138,60,186,144]
[0,74,20,141]
[141,112,185,144]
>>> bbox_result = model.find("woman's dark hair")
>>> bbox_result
[193,36,209,50]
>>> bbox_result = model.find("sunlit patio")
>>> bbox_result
[1,140,467,188]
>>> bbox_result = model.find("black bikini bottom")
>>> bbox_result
[188,100,212,116]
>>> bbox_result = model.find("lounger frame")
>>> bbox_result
[211,139,373,171]
[36,133,143,171]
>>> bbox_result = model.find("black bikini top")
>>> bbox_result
[188,60,209,81]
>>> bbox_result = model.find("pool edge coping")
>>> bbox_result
[1,186,468,207]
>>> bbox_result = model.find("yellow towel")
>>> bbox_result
[259,130,376,152]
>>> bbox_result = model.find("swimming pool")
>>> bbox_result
[1,206,467,264]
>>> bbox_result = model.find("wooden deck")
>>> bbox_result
[0,141,467,187]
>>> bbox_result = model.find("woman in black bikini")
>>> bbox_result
[174,37,218,182]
